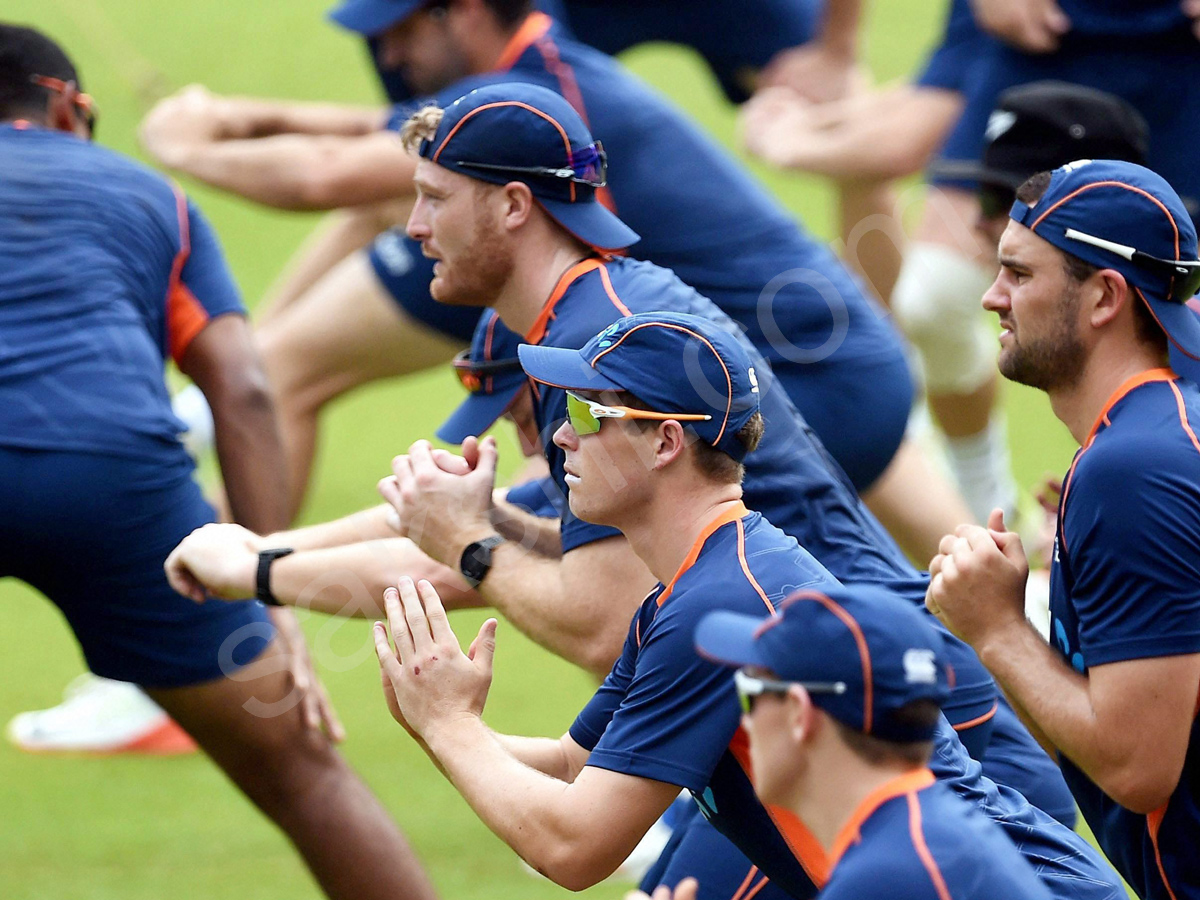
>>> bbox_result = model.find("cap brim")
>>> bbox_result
[518,344,626,392]
[327,0,420,35]
[537,198,640,252]
[694,611,772,669]
[1145,292,1200,362]
[436,384,522,444]
[927,159,1027,191]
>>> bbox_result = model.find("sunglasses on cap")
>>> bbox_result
[565,391,712,436]
[30,75,98,135]
[1064,228,1200,303]
[451,349,523,394]
[733,668,847,714]
[455,141,608,189]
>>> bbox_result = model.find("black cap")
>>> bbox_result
[931,80,1149,190]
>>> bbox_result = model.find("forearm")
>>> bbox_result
[216,96,385,138]
[424,719,612,889]
[170,133,414,210]
[212,381,290,535]
[496,733,579,781]
[264,503,400,551]
[491,500,563,558]
[976,623,1098,772]
[270,539,481,616]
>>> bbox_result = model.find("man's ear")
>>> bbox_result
[1088,268,1132,330]
[502,181,536,231]
[788,684,817,745]
[652,420,688,470]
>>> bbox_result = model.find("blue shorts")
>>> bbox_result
[558,0,821,104]
[930,27,1200,225]
[0,447,273,688]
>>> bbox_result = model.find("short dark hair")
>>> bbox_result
[613,390,763,485]
[831,699,940,767]
[0,25,79,122]
[1018,170,1168,352]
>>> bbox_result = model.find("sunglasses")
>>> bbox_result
[30,75,98,135]
[565,391,712,436]
[455,142,608,189]
[1064,227,1200,303]
[451,349,524,394]
[733,668,847,714]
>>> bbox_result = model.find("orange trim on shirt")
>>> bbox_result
[1085,367,1176,445]
[525,258,605,343]
[1147,807,1181,900]
[827,768,936,869]
[164,188,210,363]
[906,791,954,900]
[656,501,749,607]
[494,12,553,72]
[950,700,998,733]
[735,518,775,614]
[742,875,770,900]
[595,264,632,317]
[1031,181,1181,260]
[727,865,758,900]
[1167,380,1200,456]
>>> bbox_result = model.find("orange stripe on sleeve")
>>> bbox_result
[1168,380,1200,456]
[735,519,775,614]
[1147,807,1181,900]
[596,264,632,317]
[950,700,998,733]
[742,875,771,900]
[906,793,953,900]
[727,866,758,900]
[168,283,212,363]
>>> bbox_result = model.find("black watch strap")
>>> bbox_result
[459,535,505,589]
[256,548,295,606]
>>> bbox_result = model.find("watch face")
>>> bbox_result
[461,537,502,587]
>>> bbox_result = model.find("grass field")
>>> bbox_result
[0,2,1082,898]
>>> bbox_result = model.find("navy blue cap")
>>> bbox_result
[328,0,420,35]
[1010,160,1200,361]
[437,310,527,444]
[418,84,639,251]
[695,585,951,743]
[518,311,761,461]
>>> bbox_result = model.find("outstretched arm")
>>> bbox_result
[140,86,413,210]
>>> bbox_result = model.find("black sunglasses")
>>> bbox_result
[454,141,608,189]
[1064,228,1200,303]
[451,349,524,394]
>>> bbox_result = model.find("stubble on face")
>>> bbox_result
[433,188,516,308]
[998,276,1087,392]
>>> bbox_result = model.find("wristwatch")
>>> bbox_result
[459,535,505,588]
[256,548,295,607]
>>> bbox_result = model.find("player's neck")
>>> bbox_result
[469,17,524,74]
[788,750,921,856]
[623,482,745,586]
[493,233,598,337]
[1049,340,1170,445]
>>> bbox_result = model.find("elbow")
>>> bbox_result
[534,844,613,892]
[1089,751,1182,814]
[1103,769,1179,815]
[577,632,624,680]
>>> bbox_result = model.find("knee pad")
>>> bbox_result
[891,242,997,394]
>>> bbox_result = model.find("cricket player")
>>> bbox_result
[695,585,1055,900]
[370,309,1121,900]
[0,25,436,900]
[138,0,965,561]
[928,159,1200,900]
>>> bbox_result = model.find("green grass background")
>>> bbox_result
[0,1,1082,897]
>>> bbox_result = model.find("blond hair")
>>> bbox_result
[399,105,445,154]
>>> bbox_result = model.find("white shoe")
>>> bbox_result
[6,674,196,755]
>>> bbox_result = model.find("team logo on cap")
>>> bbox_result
[985,110,1017,143]
[903,649,938,685]
[748,367,759,394]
